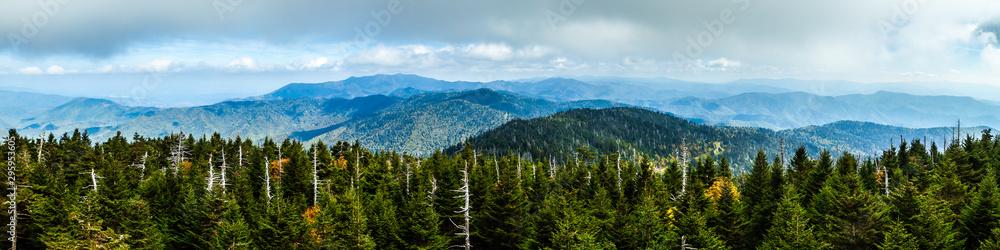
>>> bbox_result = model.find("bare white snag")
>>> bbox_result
[616,152,622,194]
[238,144,244,169]
[36,133,45,163]
[681,235,698,249]
[207,155,216,192]
[516,156,522,186]
[531,160,536,181]
[80,168,102,192]
[220,150,228,193]
[353,151,361,190]
[405,162,412,195]
[264,156,272,201]
[451,161,472,250]
[494,158,499,184]
[880,162,890,197]
[169,132,188,176]
[311,146,326,206]
[428,175,438,204]
[549,157,556,179]
[681,138,689,196]
[132,152,148,180]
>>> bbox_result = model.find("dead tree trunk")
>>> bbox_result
[206,154,220,192]
[264,156,272,201]
[451,161,472,250]
[681,138,689,196]
[311,147,325,206]
[617,152,622,194]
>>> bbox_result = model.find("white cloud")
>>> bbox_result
[138,59,173,73]
[46,65,65,75]
[305,57,328,69]
[226,57,258,71]
[463,43,513,61]
[979,31,998,46]
[983,44,1000,70]
[707,58,742,68]
[95,64,115,73]
[18,67,43,75]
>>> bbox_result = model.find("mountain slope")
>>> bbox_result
[23,98,158,135]
[114,95,401,141]
[649,91,1000,130]
[304,88,623,155]
[251,74,487,100]
[0,90,74,128]
[779,120,990,156]
[448,107,818,168]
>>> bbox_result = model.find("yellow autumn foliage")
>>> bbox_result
[269,158,289,179]
[180,160,192,174]
[704,177,740,201]
[335,156,348,169]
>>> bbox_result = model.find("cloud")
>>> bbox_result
[95,64,114,73]
[707,58,741,68]
[139,59,173,73]
[17,67,43,75]
[226,57,257,71]
[463,43,513,61]
[983,44,1000,70]
[0,0,998,83]
[46,65,65,74]
[305,57,328,69]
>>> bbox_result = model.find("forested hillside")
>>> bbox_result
[644,91,1000,130]
[13,89,618,155]
[780,120,989,157]
[308,89,620,155]
[4,125,997,249]
[449,107,819,170]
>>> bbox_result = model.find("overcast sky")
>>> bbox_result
[1,0,998,105]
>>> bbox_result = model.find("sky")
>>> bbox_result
[1,0,998,106]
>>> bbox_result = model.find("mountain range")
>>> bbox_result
[452,107,989,168]
[12,88,620,155]
[1,74,995,158]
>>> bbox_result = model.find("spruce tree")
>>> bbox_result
[959,168,1000,249]
[742,150,771,248]
[762,186,823,249]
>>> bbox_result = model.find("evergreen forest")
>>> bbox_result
[2,127,1000,249]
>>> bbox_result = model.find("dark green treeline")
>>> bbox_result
[1,128,999,249]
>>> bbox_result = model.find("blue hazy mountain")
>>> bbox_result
[778,120,990,156]
[298,88,623,155]
[452,107,989,168]
[14,88,621,155]
[0,90,73,129]
[647,91,1000,130]
[3,74,997,159]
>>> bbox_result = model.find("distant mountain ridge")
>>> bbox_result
[451,107,990,168]
[645,91,1000,130]
[13,88,622,155]
[779,120,990,156]
[448,107,818,168]
[2,74,998,159]
[244,74,1000,131]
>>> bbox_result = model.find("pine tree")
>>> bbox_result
[959,168,1000,249]
[878,222,918,250]
[912,188,963,249]
[742,149,772,248]
[802,150,833,206]
[789,146,812,187]
[762,186,823,249]
[811,171,889,248]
